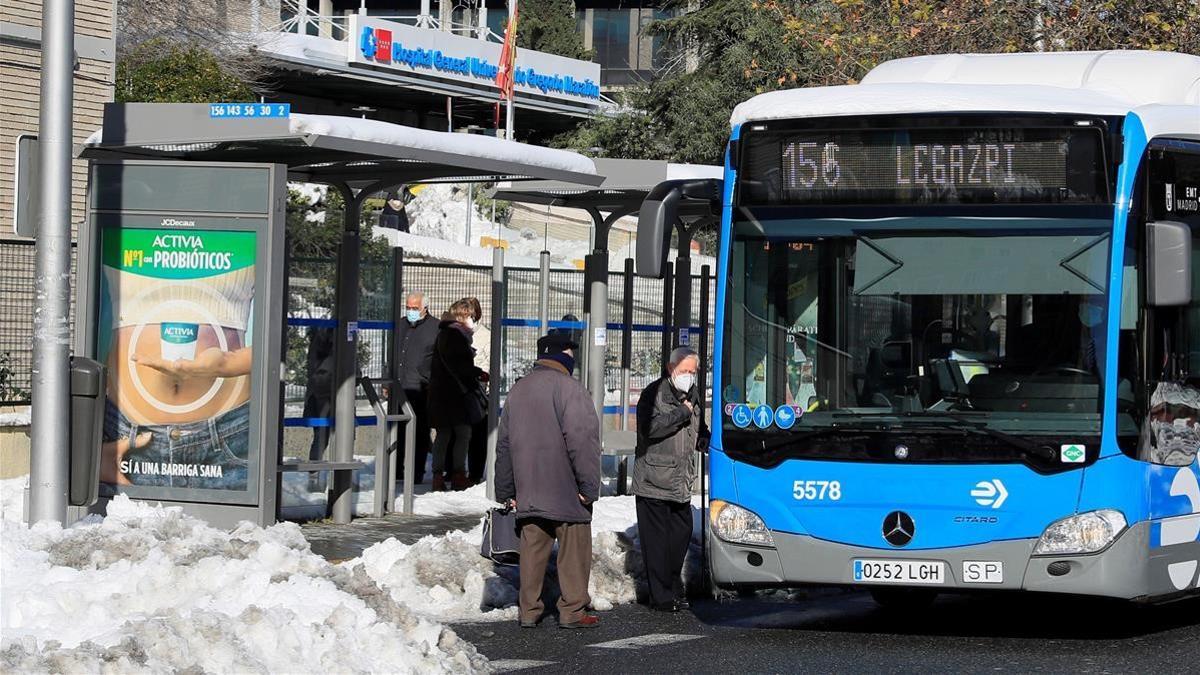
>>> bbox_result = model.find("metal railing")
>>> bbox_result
[272,0,505,43]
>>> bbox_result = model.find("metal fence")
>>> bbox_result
[283,250,717,427]
[0,240,77,404]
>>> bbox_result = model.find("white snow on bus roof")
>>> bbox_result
[1135,104,1200,143]
[290,114,597,176]
[732,50,1200,127]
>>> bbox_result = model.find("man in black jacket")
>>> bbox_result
[496,333,602,629]
[395,291,439,483]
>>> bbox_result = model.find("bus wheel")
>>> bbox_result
[869,587,938,610]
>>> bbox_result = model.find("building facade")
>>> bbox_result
[1,0,117,236]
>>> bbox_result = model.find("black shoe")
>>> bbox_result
[674,598,691,611]
[650,601,679,613]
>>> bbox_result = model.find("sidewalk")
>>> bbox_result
[302,512,484,562]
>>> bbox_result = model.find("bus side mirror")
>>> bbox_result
[1147,220,1192,307]
[636,179,722,279]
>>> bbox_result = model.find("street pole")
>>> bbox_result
[29,0,75,524]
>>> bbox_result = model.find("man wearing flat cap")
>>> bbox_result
[495,333,603,629]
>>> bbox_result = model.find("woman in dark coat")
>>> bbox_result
[428,298,485,491]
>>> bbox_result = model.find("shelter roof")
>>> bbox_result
[79,104,601,188]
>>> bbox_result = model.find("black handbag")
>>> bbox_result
[480,505,520,565]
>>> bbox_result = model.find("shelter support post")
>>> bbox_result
[620,257,634,431]
[486,246,504,501]
[332,185,362,525]
[29,0,74,524]
[583,208,633,423]
[673,220,698,350]
[660,264,673,373]
[538,251,550,334]
[389,247,408,513]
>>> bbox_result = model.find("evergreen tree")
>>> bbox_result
[516,0,591,60]
[116,39,253,103]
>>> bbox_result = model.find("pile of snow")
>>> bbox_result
[1,493,488,673]
[354,494,704,623]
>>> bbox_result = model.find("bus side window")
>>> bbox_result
[1136,144,1200,466]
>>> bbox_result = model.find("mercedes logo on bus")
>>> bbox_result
[882,511,915,547]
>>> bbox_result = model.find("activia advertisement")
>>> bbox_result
[98,227,257,495]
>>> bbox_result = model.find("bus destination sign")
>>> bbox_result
[764,127,1106,206]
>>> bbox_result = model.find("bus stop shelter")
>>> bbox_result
[75,103,601,527]
[495,159,722,426]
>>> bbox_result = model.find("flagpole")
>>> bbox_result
[505,0,517,139]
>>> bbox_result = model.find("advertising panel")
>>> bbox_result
[97,225,260,499]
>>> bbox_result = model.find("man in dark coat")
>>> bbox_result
[633,346,708,612]
[495,333,602,629]
[395,291,439,483]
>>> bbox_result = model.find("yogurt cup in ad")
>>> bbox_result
[160,322,200,361]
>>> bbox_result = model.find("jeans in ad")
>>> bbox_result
[104,400,250,491]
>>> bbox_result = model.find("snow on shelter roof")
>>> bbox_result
[731,50,1200,129]
[79,103,601,187]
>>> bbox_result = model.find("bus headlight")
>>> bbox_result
[710,500,775,547]
[1033,509,1127,556]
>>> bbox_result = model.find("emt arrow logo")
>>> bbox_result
[971,479,1008,509]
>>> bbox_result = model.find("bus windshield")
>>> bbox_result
[721,213,1118,466]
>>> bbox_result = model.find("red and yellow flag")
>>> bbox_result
[495,5,519,102]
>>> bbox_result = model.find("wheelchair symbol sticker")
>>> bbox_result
[731,404,752,428]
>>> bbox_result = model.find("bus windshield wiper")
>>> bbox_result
[847,411,1056,462]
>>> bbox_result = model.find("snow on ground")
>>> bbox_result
[355,492,703,624]
[0,408,31,427]
[1,491,489,673]
[2,463,689,670]
[277,457,499,521]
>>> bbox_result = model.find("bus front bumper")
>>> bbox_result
[708,522,1154,600]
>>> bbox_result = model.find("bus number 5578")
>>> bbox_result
[793,480,842,501]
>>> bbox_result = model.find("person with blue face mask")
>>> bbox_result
[394,291,440,484]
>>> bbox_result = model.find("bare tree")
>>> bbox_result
[116,0,280,91]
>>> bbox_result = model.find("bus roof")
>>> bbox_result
[731,51,1200,139]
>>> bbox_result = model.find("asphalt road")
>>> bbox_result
[452,590,1200,674]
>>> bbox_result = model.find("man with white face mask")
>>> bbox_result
[633,346,709,612]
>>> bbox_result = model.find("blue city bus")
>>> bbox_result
[638,51,1200,605]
